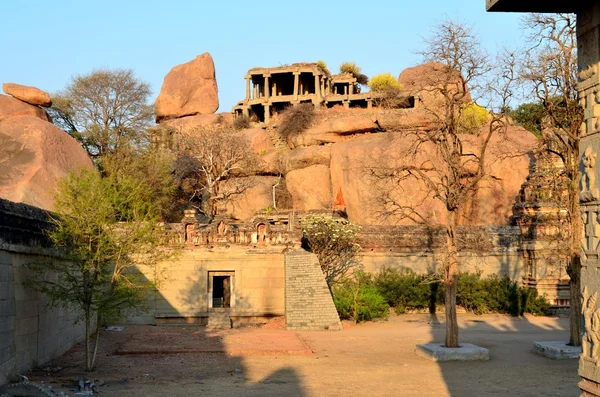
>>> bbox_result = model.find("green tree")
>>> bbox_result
[48,69,153,159]
[27,167,176,371]
[510,101,546,136]
[301,214,362,291]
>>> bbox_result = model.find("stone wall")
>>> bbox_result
[128,248,287,325]
[285,250,342,331]
[359,225,525,280]
[0,198,86,386]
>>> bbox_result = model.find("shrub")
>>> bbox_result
[456,271,491,314]
[233,115,250,130]
[340,62,361,77]
[459,103,491,134]
[374,268,433,313]
[302,214,361,289]
[373,87,408,109]
[371,268,550,316]
[317,60,328,73]
[277,103,315,140]
[356,74,369,85]
[333,272,389,322]
[368,73,401,92]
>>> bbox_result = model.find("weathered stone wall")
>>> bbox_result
[127,248,287,325]
[285,250,342,331]
[0,198,86,386]
[359,225,525,280]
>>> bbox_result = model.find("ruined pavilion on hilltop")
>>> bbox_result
[231,62,407,122]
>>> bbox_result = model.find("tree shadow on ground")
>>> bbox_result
[429,313,579,397]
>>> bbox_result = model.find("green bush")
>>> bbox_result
[368,73,401,92]
[333,273,389,322]
[370,268,550,316]
[374,268,432,313]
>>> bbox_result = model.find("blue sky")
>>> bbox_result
[1,0,524,115]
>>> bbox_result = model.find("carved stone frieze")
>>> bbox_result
[583,287,600,362]
[582,147,600,202]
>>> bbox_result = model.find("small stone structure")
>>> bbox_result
[231,63,412,122]
[514,153,571,311]
[285,250,342,331]
[0,199,87,386]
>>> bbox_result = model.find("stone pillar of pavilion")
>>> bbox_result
[245,76,251,101]
[264,74,270,100]
[293,71,300,102]
[487,1,595,395]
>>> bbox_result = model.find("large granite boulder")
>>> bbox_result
[154,53,219,122]
[286,165,332,211]
[286,145,331,172]
[3,83,52,107]
[161,113,231,133]
[0,94,49,122]
[329,125,536,225]
[0,115,94,210]
[288,115,379,148]
[224,176,278,220]
[398,62,471,110]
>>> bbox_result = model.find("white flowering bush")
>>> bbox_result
[301,214,362,290]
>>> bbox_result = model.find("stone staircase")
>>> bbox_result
[207,311,232,329]
[265,127,289,151]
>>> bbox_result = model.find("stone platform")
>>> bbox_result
[416,343,490,361]
[533,341,581,360]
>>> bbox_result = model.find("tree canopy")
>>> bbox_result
[48,69,153,159]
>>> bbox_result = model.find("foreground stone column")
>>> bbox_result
[578,4,600,396]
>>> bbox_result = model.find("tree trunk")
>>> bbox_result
[85,310,91,372]
[568,254,582,346]
[90,313,101,371]
[445,213,460,348]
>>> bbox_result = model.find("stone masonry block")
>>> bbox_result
[0,265,13,281]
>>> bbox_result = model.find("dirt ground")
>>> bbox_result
[25,313,579,397]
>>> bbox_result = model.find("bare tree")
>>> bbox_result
[175,125,258,221]
[519,13,584,346]
[48,68,153,159]
[370,20,516,348]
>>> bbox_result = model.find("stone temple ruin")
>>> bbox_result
[231,62,412,122]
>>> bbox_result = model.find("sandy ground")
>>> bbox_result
[24,313,579,397]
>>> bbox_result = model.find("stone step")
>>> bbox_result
[207,313,232,329]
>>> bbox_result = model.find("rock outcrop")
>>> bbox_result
[286,165,332,211]
[328,125,536,225]
[224,176,278,220]
[288,115,379,148]
[0,115,94,210]
[154,53,219,123]
[3,83,52,107]
[398,62,471,110]
[0,94,49,122]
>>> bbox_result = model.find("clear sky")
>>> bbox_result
[1,0,525,115]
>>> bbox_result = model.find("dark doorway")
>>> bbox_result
[212,275,231,308]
